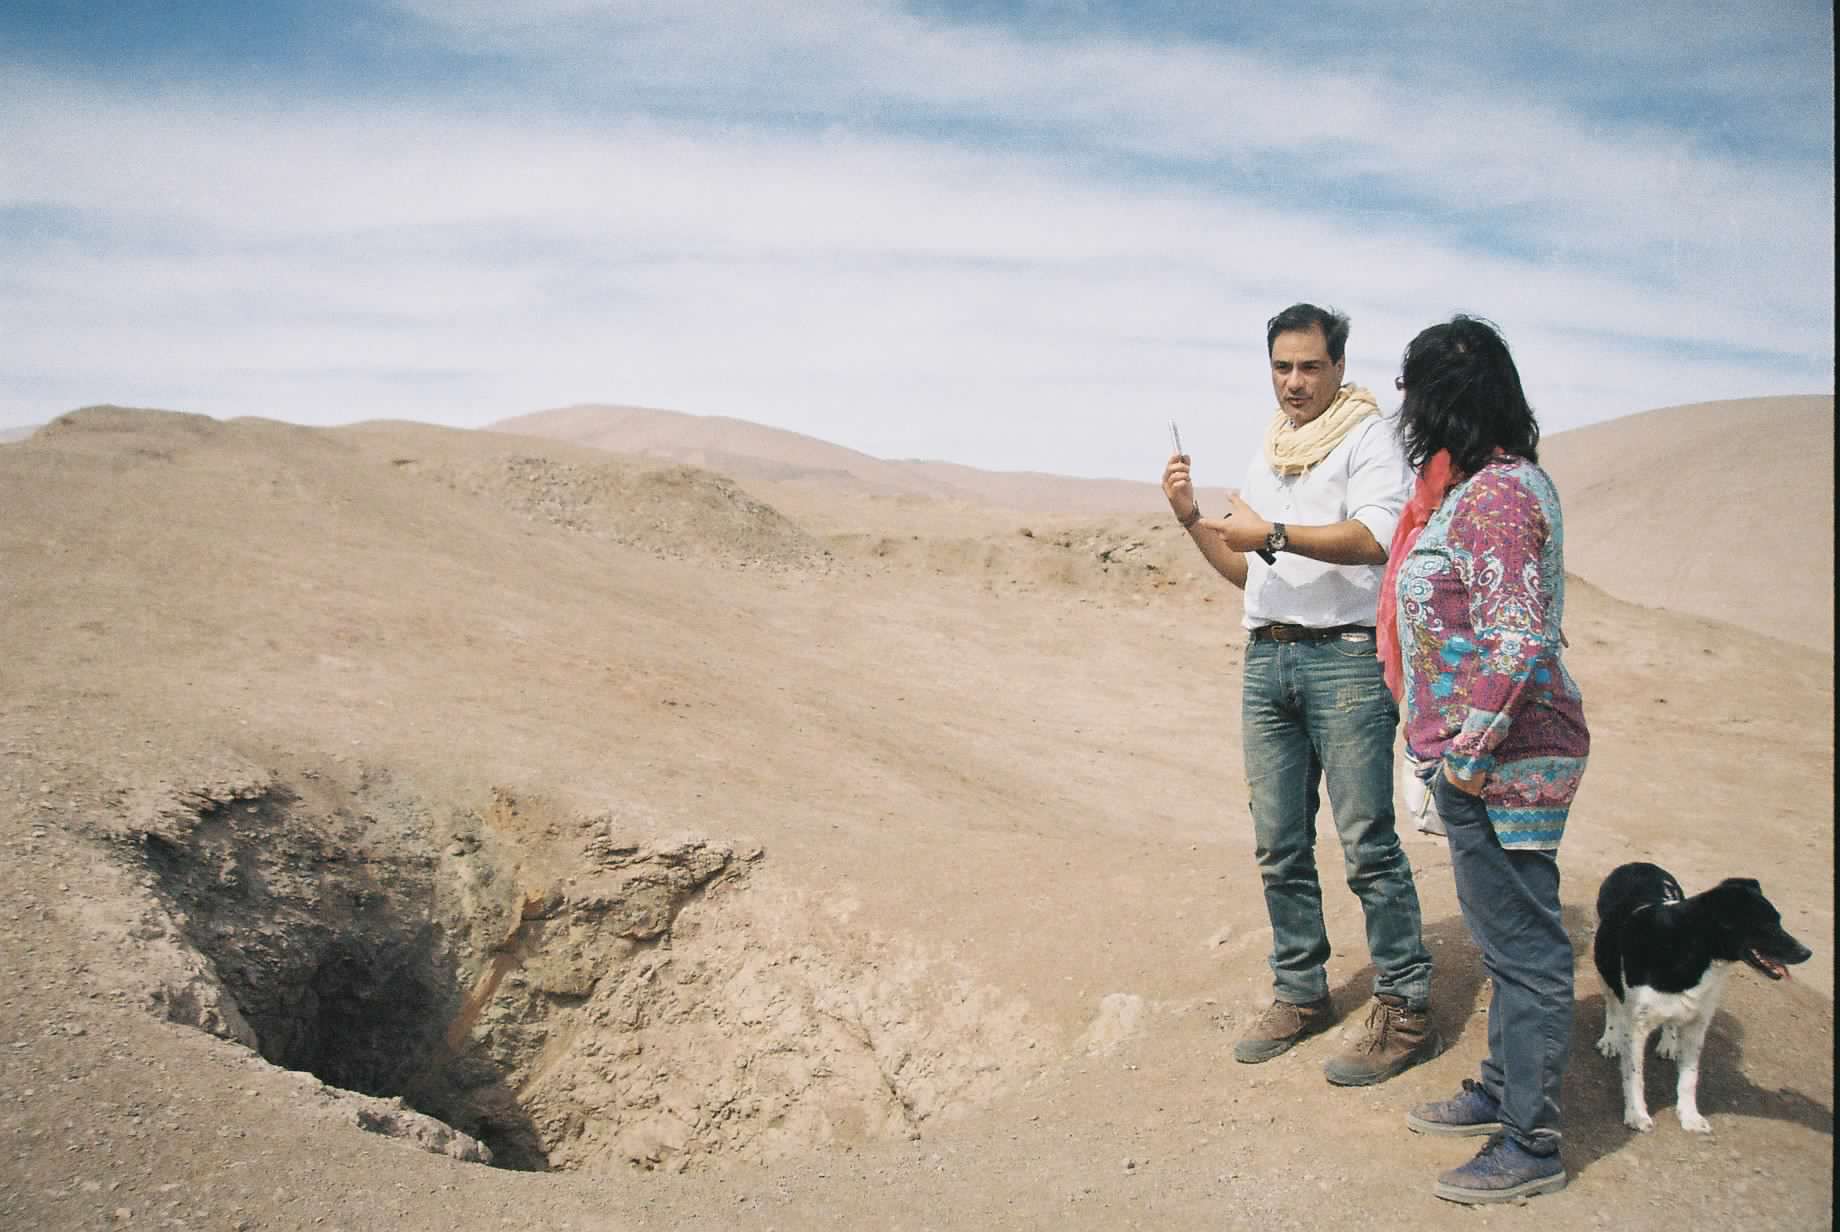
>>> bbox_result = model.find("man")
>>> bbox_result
[1162,303,1437,1086]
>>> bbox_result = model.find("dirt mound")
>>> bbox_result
[824,515,1242,609]
[489,404,953,502]
[405,452,830,573]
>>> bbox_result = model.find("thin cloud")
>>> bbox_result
[384,0,1834,287]
[0,3,1831,478]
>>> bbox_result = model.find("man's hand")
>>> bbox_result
[1442,762,1487,797]
[1162,452,1199,525]
[1213,490,1275,553]
[1166,456,1250,588]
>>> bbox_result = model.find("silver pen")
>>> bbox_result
[1170,419,1275,562]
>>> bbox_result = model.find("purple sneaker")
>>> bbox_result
[1435,1132,1567,1204]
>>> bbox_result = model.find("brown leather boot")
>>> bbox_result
[1323,993,1441,1086]
[1233,996,1334,1063]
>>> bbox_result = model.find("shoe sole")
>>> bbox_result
[1233,1044,1291,1064]
[1236,1044,1295,1066]
[1233,1036,1307,1064]
[1435,1171,1568,1204]
[1233,1022,1332,1064]
[1406,1111,1504,1137]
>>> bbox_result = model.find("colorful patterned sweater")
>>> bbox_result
[1396,455,1589,849]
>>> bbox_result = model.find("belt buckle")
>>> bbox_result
[1271,624,1302,643]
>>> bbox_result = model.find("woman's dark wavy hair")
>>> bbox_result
[1396,315,1540,475]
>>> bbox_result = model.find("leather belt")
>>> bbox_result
[1250,623,1374,644]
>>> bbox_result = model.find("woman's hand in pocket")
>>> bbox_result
[1441,762,1487,797]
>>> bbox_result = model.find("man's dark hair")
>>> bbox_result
[1395,315,1540,475]
[1265,303,1351,364]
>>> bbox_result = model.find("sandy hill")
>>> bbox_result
[1540,395,1834,653]
[0,404,1830,1231]
[497,396,1836,652]
[490,403,1232,515]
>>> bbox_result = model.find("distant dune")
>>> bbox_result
[491,404,962,498]
[0,423,39,444]
[491,395,1835,651]
[1540,395,1833,653]
[489,404,1222,515]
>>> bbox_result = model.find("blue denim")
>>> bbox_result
[1435,774,1572,1150]
[1242,635,1432,1010]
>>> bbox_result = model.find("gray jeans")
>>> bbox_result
[1435,774,1572,1152]
[1242,635,1432,1010]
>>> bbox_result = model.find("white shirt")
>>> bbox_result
[1239,412,1412,630]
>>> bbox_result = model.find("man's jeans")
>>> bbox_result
[1242,635,1432,1010]
[1435,774,1571,1151]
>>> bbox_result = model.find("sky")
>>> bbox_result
[1,1,1833,481]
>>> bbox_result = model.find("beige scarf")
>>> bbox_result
[1262,384,1380,476]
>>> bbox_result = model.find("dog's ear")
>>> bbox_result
[1717,878,1763,893]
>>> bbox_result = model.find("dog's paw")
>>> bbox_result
[1679,1110,1712,1134]
[1596,1033,1620,1058]
[1624,1108,1655,1133]
[1657,1027,1681,1059]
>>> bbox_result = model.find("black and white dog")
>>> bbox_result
[1593,861,1812,1134]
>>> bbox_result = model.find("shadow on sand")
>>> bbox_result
[1562,991,1834,1180]
[1339,900,1834,1183]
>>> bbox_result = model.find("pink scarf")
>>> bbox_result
[1378,450,1457,700]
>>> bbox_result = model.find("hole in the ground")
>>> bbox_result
[126,776,1039,1174]
[134,788,548,1169]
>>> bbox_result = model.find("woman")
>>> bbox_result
[1375,316,1589,1205]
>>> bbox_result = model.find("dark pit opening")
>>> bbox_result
[296,936,445,1096]
[136,792,547,1170]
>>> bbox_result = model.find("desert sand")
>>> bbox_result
[0,397,1831,1231]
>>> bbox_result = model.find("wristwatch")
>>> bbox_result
[1264,521,1288,554]
[1178,505,1203,529]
